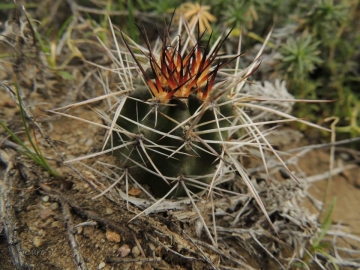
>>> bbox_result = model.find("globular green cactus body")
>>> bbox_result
[114,86,234,197]
[106,21,243,197]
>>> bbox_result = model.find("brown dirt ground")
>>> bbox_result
[1,79,360,270]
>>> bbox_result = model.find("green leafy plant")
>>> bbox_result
[222,0,267,31]
[136,0,181,14]
[0,81,60,178]
[292,198,339,269]
[23,9,80,80]
[310,198,339,270]
[295,0,349,38]
[279,0,359,137]
[335,94,360,137]
[165,0,359,139]
[278,34,323,84]
[0,2,38,10]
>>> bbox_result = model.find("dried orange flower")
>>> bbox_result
[176,2,217,33]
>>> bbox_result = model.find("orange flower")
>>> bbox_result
[122,25,237,104]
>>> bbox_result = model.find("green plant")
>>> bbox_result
[275,33,324,128]
[0,81,60,178]
[310,198,339,269]
[295,0,349,39]
[273,0,360,138]
[292,198,339,269]
[22,9,81,80]
[0,2,38,10]
[278,34,323,84]
[96,0,138,43]
[335,94,360,137]
[181,0,359,139]
[222,0,267,31]
[136,0,181,14]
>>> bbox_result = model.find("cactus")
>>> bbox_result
[55,16,327,231]
[99,17,297,224]
[113,24,239,198]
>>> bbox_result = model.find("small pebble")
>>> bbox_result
[42,196,49,202]
[77,226,83,234]
[105,208,114,215]
[106,230,121,243]
[128,188,141,196]
[148,243,155,251]
[132,246,140,257]
[33,236,42,247]
[118,244,131,257]
[85,139,93,147]
[50,202,59,210]
[98,262,106,269]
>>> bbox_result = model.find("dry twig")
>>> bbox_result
[0,149,29,269]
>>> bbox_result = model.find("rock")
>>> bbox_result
[77,226,83,234]
[132,246,140,257]
[106,230,120,243]
[118,244,131,257]
[85,139,93,147]
[105,208,114,215]
[148,243,155,251]
[98,262,106,269]
[50,202,59,210]
[128,188,142,196]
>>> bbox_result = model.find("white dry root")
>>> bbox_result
[48,15,360,269]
